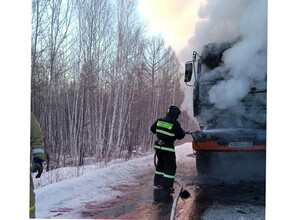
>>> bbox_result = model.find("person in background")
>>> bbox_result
[30,112,45,218]
[150,106,186,194]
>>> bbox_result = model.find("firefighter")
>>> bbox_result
[30,112,45,218]
[150,106,185,193]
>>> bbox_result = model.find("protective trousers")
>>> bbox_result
[30,174,35,218]
[154,149,176,190]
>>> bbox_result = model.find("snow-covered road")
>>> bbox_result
[35,142,265,219]
[35,143,194,218]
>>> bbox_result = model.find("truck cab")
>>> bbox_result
[185,44,266,180]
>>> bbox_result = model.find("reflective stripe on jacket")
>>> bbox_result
[150,116,185,150]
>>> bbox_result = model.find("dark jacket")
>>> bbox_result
[151,115,185,148]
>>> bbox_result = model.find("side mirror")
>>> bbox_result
[184,62,193,83]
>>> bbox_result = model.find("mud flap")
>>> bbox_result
[196,151,266,181]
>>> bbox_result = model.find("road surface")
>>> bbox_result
[48,145,265,219]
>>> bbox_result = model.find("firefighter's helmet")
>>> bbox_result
[167,106,181,119]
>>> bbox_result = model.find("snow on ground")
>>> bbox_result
[33,158,129,189]
[35,142,193,218]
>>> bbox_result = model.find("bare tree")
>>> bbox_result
[31,0,192,170]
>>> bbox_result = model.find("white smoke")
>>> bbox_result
[180,0,267,111]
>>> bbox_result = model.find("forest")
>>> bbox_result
[31,0,195,171]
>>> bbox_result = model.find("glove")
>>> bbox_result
[185,130,195,134]
[32,157,43,178]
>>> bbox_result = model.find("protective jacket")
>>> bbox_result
[31,112,45,160]
[30,112,45,218]
[151,115,185,151]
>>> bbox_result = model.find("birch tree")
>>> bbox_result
[31,0,193,170]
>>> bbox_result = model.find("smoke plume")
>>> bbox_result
[180,0,267,125]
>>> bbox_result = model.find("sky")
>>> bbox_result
[137,0,206,53]
[1,0,292,219]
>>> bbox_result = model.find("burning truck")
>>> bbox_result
[184,42,266,180]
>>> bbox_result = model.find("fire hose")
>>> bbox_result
[170,180,183,220]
